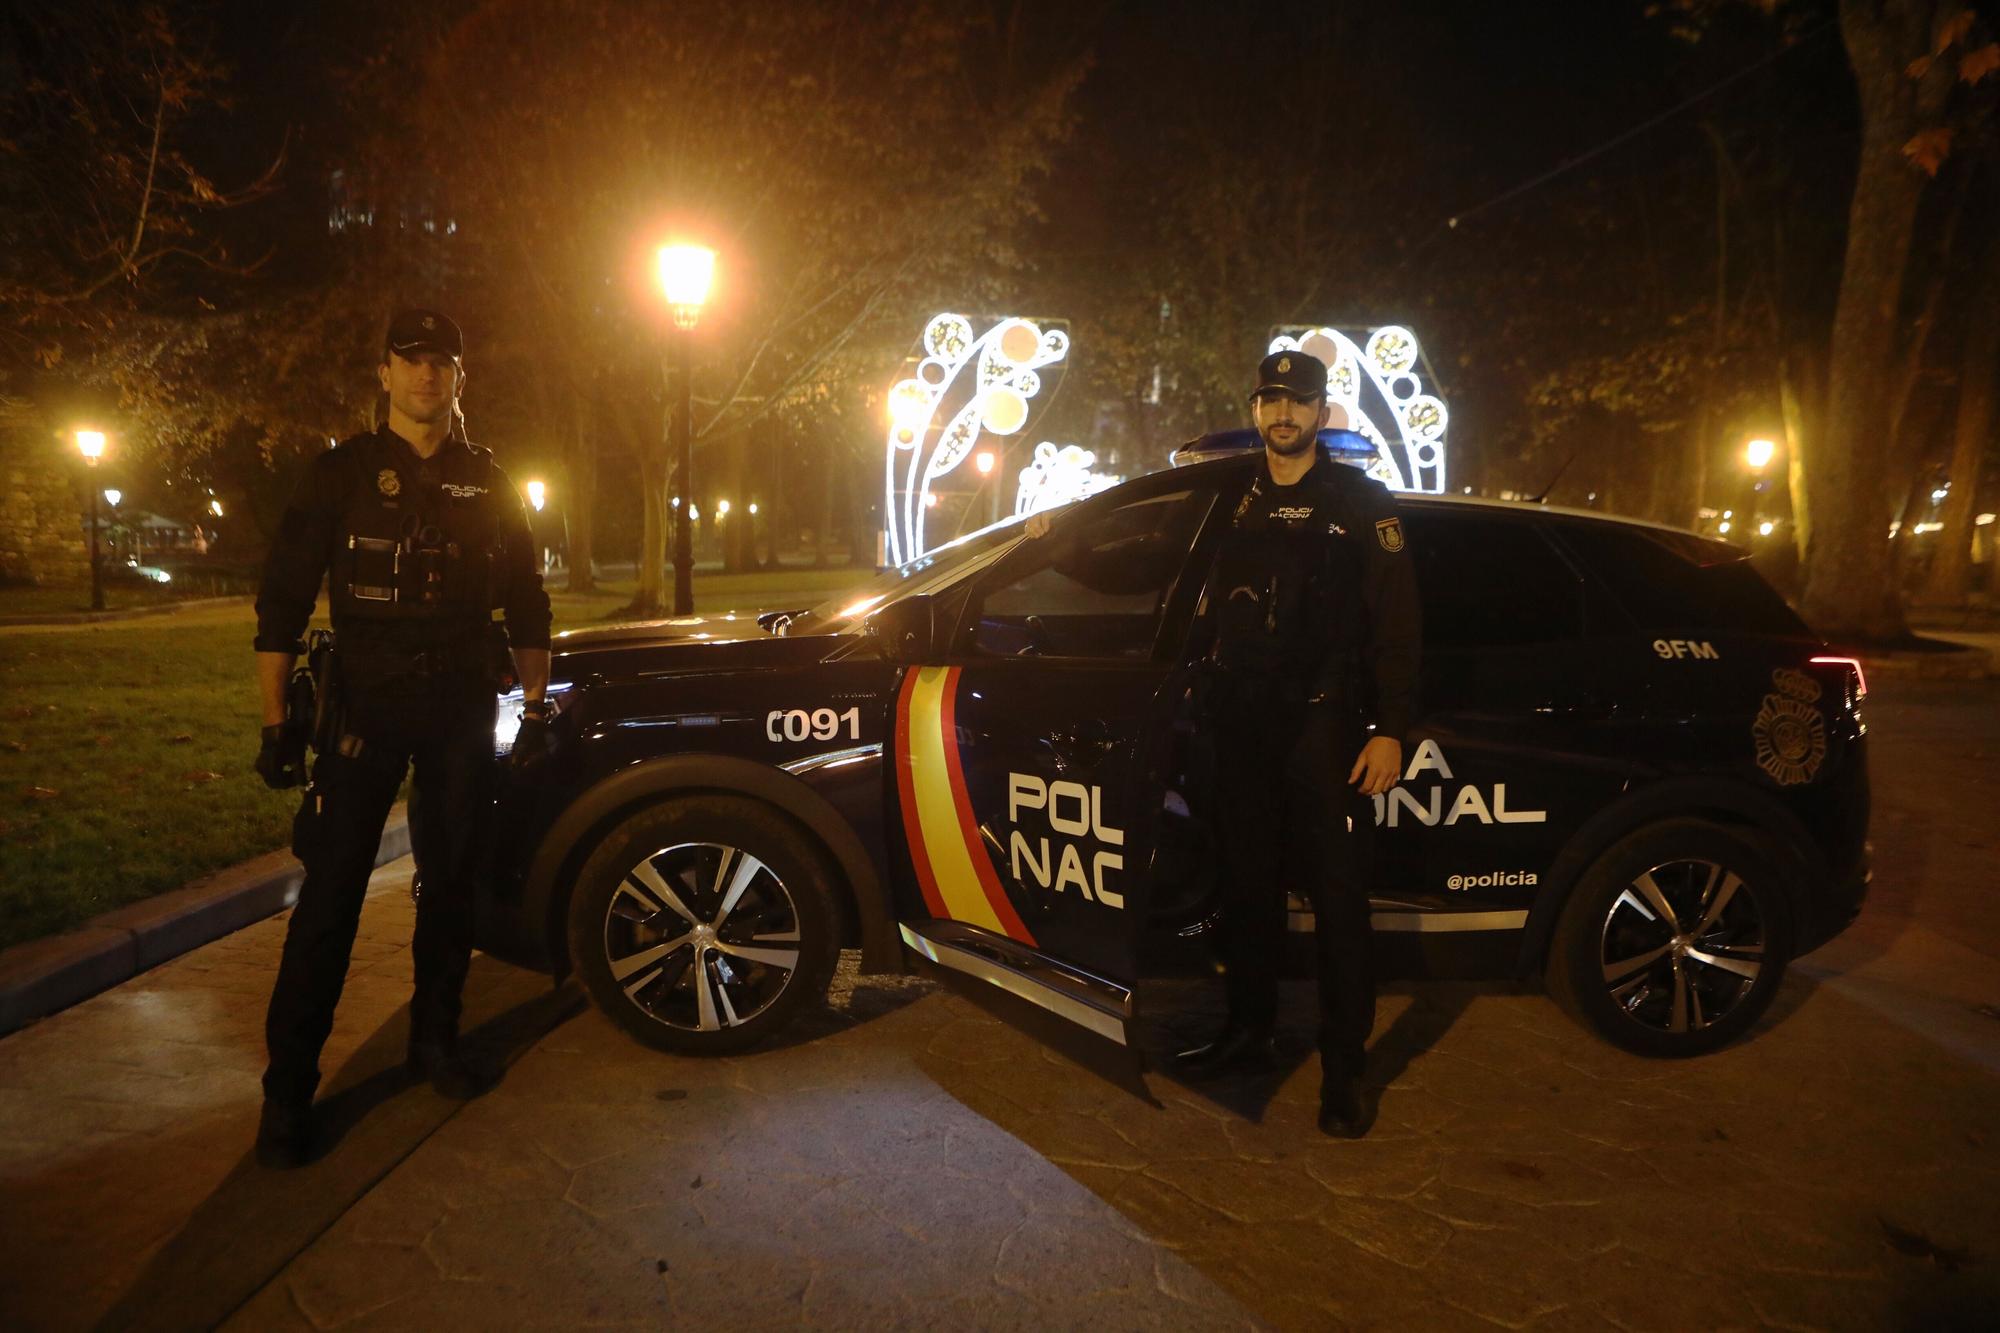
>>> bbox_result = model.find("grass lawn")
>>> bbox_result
[0,565,876,951]
[0,580,202,618]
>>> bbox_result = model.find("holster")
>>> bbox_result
[305,629,343,756]
[485,619,516,693]
[290,785,324,863]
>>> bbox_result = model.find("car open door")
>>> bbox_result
[887,478,1222,1057]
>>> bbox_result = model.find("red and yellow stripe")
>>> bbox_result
[894,666,1035,945]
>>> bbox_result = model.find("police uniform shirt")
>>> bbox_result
[1210,451,1421,742]
[254,425,553,658]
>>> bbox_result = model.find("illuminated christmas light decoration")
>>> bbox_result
[884,313,1069,563]
[1266,325,1449,493]
[1014,442,1122,516]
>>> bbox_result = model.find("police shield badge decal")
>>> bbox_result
[1375,516,1404,552]
[1752,668,1826,785]
[377,468,401,497]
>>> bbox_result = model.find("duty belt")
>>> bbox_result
[339,642,483,680]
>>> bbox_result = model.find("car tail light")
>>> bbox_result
[1809,655,1867,703]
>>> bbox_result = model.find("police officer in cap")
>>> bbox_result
[1173,348,1420,1138]
[250,308,552,1167]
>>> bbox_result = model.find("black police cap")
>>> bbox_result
[1251,349,1328,399]
[384,308,464,361]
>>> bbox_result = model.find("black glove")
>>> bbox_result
[256,723,305,790]
[509,706,550,768]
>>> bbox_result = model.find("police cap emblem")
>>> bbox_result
[1277,356,1291,373]
[1375,516,1404,553]
[377,468,401,497]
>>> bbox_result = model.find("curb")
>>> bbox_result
[0,594,253,628]
[0,804,409,1037]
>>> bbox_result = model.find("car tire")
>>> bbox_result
[566,795,841,1055]
[1547,818,1793,1058]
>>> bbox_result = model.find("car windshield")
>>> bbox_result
[779,515,1029,636]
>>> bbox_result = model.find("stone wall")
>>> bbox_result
[0,431,88,585]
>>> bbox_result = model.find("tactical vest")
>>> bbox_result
[1210,472,1366,685]
[327,432,503,630]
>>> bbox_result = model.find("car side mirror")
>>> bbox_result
[867,594,936,663]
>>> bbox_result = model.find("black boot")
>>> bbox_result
[255,1098,315,1169]
[1317,1071,1372,1138]
[1171,1025,1277,1080]
[407,1037,499,1100]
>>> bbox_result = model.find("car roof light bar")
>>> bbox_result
[1170,427,1378,468]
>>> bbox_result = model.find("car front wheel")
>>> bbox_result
[567,795,841,1054]
[1547,819,1793,1058]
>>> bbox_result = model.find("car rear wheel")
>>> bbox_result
[1547,819,1792,1057]
[567,795,841,1054]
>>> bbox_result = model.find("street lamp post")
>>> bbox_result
[76,430,106,610]
[658,244,716,617]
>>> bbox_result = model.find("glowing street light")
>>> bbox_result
[104,489,122,507]
[657,245,716,330]
[209,499,224,517]
[75,429,107,610]
[525,479,547,512]
[1758,520,1775,537]
[716,498,731,517]
[747,502,758,516]
[974,450,995,475]
[657,242,716,615]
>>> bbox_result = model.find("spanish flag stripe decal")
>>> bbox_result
[895,666,1034,945]
[938,670,1036,942]
[894,670,949,919]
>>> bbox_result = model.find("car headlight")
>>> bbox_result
[493,683,571,757]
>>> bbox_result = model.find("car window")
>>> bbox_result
[782,518,1027,636]
[1552,521,1811,637]
[1403,511,1585,648]
[962,489,1214,659]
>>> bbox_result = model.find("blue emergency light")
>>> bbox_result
[1170,427,1378,468]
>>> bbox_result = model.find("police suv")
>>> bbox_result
[477,448,1869,1062]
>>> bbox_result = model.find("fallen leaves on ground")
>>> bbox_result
[25,786,60,800]
[169,733,193,744]
[181,771,224,785]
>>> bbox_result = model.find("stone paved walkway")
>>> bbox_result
[2,681,1997,1329]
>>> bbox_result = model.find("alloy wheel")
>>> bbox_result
[1598,857,1765,1035]
[602,841,803,1032]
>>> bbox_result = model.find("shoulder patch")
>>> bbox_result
[1374,516,1404,553]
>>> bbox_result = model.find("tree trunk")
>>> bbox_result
[722,436,753,573]
[632,451,667,616]
[618,389,669,619]
[814,466,833,568]
[563,385,598,594]
[1920,219,2000,606]
[1799,0,1953,641]
[1780,341,1824,564]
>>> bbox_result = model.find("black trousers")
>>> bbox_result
[1208,684,1376,1079]
[262,670,497,1104]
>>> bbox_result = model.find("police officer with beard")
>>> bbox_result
[1172,349,1420,1138]
[250,309,551,1167]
